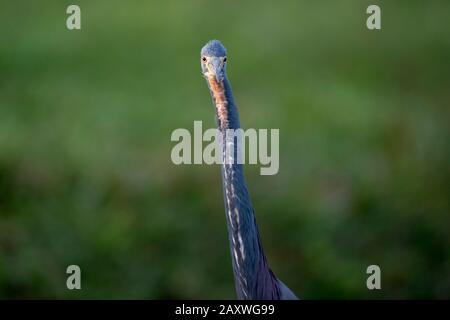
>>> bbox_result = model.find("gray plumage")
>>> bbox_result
[200,40,298,300]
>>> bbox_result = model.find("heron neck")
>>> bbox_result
[208,75,278,299]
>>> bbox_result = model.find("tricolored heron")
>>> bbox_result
[200,40,298,300]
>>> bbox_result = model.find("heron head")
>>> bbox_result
[201,40,228,83]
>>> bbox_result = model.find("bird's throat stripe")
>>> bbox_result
[208,76,229,128]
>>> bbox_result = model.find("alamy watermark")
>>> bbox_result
[366,265,381,290]
[66,265,81,290]
[170,121,279,175]
[66,5,81,30]
[366,5,381,30]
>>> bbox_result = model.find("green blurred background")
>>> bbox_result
[0,0,449,299]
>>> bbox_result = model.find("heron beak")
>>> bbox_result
[209,58,224,83]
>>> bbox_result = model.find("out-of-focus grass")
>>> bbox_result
[0,0,449,298]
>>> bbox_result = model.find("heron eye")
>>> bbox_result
[202,57,207,62]
[223,57,227,62]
